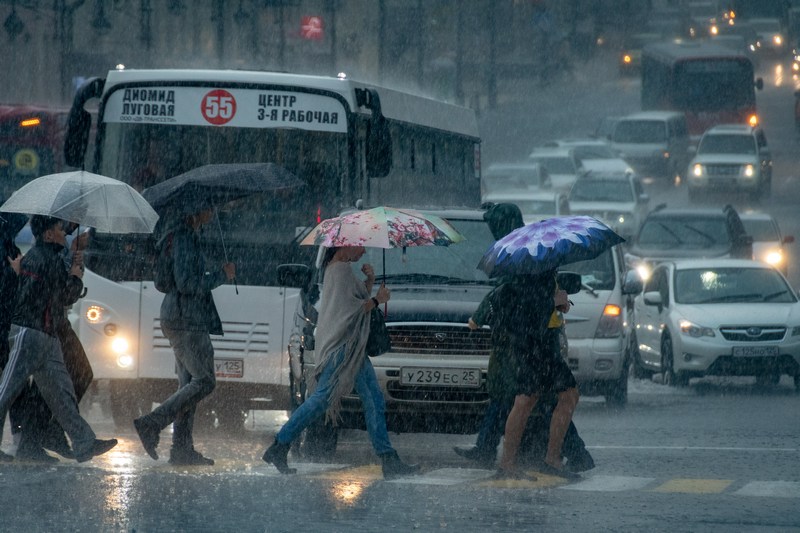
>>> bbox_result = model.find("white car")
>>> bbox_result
[482,189,570,224]
[687,124,772,201]
[750,18,785,55]
[481,162,551,197]
[538,138,634,175]
[634,258,800,389]
[740,211,794,275]
[567,171,649,239]
[528,147,586,191]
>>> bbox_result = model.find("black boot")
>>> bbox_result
[169,446,214,466]
[262,439,296,474]
[453,446,495,468]
[380,451,420,480]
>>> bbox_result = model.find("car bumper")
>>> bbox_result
[565,336,626,382]
[688,175,762,192]
[673,335,800,376]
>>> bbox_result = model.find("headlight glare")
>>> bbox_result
[692,163,704,177]
[743,164,754,177]
[679,319,715,338]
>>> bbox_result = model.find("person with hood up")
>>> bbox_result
[133,206,235,466]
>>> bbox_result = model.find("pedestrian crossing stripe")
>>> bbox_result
[650,478,733,494]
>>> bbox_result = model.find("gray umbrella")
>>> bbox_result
[0,170,159,234]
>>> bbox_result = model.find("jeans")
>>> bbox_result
[474,399,512,456]
[147,325,216,449]
[276,345,393,456]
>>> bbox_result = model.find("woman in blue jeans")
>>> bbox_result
[262,245,419,480]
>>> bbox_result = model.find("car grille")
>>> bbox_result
[387,325,492,355]
[153,319,270,355]
[705,164,740,176]
[385,380,489,403]
[719,326,786,342]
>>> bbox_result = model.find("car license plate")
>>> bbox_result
[215,358,244,378]
[400,367,480,388]
[731,346,779,357]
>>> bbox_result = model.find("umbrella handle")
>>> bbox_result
[215,209,238,295]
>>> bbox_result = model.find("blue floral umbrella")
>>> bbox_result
[478,215,625,278]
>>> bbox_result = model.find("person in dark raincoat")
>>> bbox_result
[133,206,235,466]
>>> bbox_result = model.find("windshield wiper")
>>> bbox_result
[682,224,716,244]
[696,293,763,303]
[763,290,789,302]
[379,273,489,285]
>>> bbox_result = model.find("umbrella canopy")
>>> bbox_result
[0,212,28,240]
[0,171,159,234]
[141,162,304,217]
[478,215,625,277]
[300,206,465,249]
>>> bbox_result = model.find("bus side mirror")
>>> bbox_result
[755,77,764,90]
[277,264,312,289]
[356,88,393,178]
[64,77,104,168]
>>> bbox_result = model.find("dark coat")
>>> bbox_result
[159,223,226,335]
[11,240,83,337]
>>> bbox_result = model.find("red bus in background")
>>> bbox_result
[641,40,763,139]
[0,104,73,199]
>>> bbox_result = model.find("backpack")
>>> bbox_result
[153,233,175,293]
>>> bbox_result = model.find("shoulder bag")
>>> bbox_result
[365,307,392,357]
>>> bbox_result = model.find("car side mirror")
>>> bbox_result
[277,264,312,289]
[755,77,764,90]
[557,271,582,295]
[643,291,662,306]
[622,270,644,295]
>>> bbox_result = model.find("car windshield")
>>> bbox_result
[674,267,796,304]
[529,156,575,174]
[569,180,633,202]
[559,249,616,291]
[354,217,495,284]
[571,145,618,160]
[612,120,666,143]
[637,216,729,248]
[741,218,779,241]
[698,133,757,155]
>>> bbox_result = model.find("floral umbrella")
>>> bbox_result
[300,206,465,249]
[478,215,624,278]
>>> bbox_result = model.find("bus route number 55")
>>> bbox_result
[202,89,237,125]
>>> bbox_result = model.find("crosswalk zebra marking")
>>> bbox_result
[560,475,656,492]
[650,478,733,494]
[386,467,494,485]
[734,481,800,498]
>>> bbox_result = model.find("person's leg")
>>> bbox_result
[0,327,46,449]
[145,328,215,433]
[475,399,512,454]
[498,393,538,473]
[170,354,193,450]
[353,357,393,455]
[545,386,579,468]
[59,324,93,402]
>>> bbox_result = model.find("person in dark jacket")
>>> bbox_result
[0,215,117,463]
[133,207,235,466]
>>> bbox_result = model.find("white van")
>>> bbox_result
[607,111,691,181]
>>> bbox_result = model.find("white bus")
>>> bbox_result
[64,69,481,429]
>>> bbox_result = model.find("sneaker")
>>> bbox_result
[75,439,118,463]
[169,447,214,466]
[453,446,495,468]
[133,416,160,460]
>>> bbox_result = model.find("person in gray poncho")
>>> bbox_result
[262,245,419,480]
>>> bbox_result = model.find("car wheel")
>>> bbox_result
[661,334,689,387]
[605,361,629,408]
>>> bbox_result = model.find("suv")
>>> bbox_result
[607,111,690,180]
[625,204,753,281]
[687,124,772,201]
[567,171,649,240]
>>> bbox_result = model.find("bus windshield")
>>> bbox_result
[674,60,754,111]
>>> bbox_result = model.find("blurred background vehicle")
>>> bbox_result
[540,137,634,175]
[481,162,552,197]
[686,124,772,202]
[625,204,753,281]
[607,111,691,181]
[739,211,794,275]
[527,146,586,190]
[618,32,661,75]
[481,189,570,223]
[634,258,800,388]
[567,171,649,240]
[749,17,787,56]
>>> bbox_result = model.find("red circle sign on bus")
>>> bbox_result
[201,89,237,125]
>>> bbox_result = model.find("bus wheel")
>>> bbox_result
[109,381,154,429]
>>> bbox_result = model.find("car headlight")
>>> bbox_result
[635,262,652,282]
[774,35,782,46]
[762,248,784,267]
[743,164,755,178]
[692,163,705,177]
[679,319,715,338]
[791,326,800,337]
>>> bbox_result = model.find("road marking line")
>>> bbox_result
[650,478,733,494]
[314,464,383,481]
[476,471,569,489]
[734,481,800,498]
[561,475,656,492]
[386,467,494,485]
[587,446,797,452]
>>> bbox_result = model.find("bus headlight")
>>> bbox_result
[692,163,705,177]
[743,164,755,177]
[86,305,104,323]
[111,337,129,354]
[116,354,134,369]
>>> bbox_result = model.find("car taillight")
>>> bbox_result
[594,304,622,338]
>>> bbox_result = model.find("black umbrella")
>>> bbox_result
[143,163,305,294]
[141,163,304,216]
